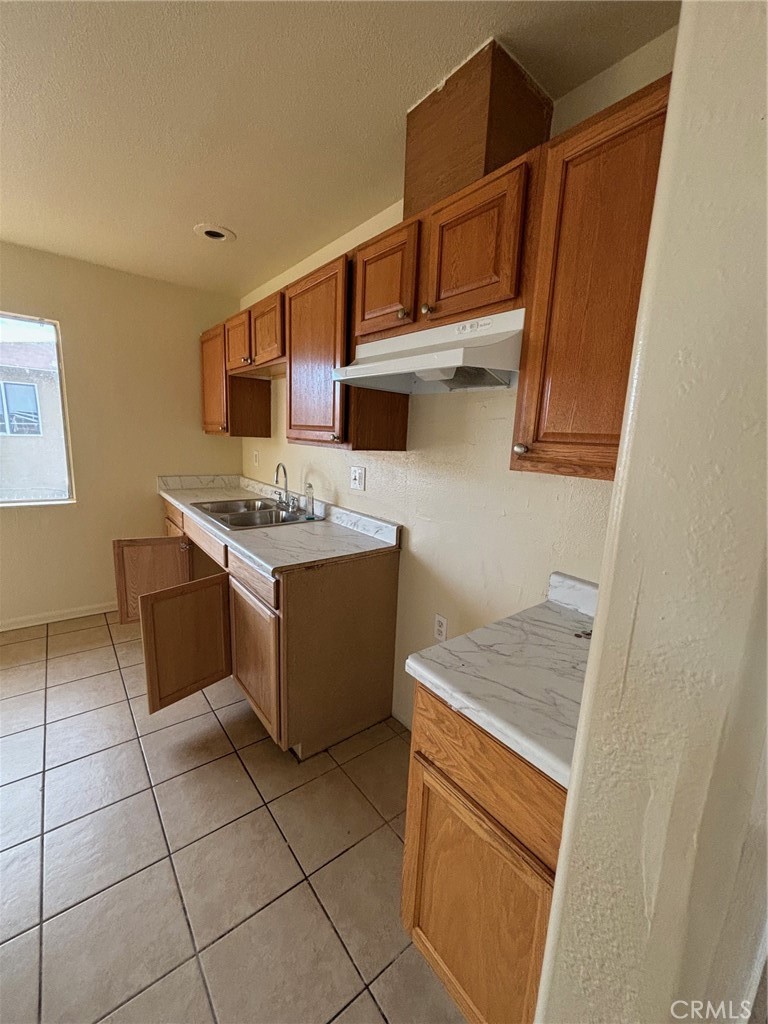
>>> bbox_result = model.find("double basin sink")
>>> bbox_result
[191,498,318,531]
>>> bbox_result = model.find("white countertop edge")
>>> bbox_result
[158,486,399,578]
[158,474,401,546]
[406,654,571,788]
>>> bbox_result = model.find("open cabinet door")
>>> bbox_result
[141,573,232,713]
[113,537,192,624]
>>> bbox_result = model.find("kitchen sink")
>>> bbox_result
[193,499,276,514]
[191,500,319,531]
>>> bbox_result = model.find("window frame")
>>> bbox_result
[0,380,43,437]
[0,312,76,506]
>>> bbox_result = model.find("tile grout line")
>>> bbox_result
[36,619,49,1024]
[17,635,407,1022]
[111,629,221,1024]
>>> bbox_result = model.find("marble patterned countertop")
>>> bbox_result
[405,572,597,788]
[158,475,400,577]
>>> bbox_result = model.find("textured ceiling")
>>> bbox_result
[0,1,679,294]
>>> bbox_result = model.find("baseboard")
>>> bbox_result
[0,602,118,632]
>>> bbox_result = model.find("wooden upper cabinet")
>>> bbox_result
[113,537,191,624]
[249,292,284,366]
[225,310,251,371]
[200,324,227,434]
[285,256,347,444]
[354,221,419,337]
[424,161,528,322]
[511,76,669,480]
[141,574,232,713]
[230,577,281,745]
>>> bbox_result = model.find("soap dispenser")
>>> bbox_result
[304,481,315,520]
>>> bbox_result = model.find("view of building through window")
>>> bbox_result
[0,313,74,503]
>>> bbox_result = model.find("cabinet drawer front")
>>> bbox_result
[402,755,552,1024]
[411,685,565,871]
[184,517,227,568]
[228,550,278,609]
[354,221,419,337]
[162,500,183,530]
[426,163,527,320]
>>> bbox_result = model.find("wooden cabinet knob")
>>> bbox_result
[513,443,529,454]
[421,304,435,315]
[397,308,409,320]
[241,356,250,363]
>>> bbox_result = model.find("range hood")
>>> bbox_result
[333,309,525,395]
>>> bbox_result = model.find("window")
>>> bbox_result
[0,313,75,504]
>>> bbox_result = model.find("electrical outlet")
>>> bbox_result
[252,450,259,468]
[434,614,448,643]
[350,466,366,491]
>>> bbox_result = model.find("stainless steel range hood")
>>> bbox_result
[333,309,525,395]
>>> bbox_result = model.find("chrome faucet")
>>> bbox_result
[274,462,289,509]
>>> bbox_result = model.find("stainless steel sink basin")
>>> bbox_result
[193,499,276,514]
[226,510,303,528]
[190,499,319,531]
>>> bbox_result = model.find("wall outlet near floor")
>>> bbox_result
[252,450,259,467]
[434,614,448,643]
[350,466,366,491]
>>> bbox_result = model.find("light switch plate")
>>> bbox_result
[350,466,366,491]
[252,450,259,467]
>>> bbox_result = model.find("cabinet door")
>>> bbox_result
[225,310,251,371]
[402,755,553,1024]
[113,537,191,625]
[250,292,284,365]
[200,325,228,434]
[424,163,527,321]
[354,221,419,337]
[164,518,184,538]
[141,573,232,713]
[229,578,281,744]
[285,256,347,443]
[511,76,669,480]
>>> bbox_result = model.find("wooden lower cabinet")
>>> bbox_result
[402,686,565,1024]
[113,510,400,756]
[230,577,280,741]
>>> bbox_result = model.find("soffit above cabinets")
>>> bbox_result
[1,2,679,292]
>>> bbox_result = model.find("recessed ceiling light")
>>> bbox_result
[194,223,236,242]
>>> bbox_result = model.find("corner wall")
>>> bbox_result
[0,242,240,627]
[238,32,677,726]
[538,2,766,1018]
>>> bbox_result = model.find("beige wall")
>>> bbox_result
[0,242,239,627]
[239,32,677,725]
[538,2,766,1019]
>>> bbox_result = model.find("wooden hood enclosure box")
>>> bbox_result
[403,40,553,217]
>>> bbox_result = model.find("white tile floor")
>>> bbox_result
[0,612,465,1024]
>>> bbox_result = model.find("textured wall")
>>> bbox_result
[537,3,767,1019]
[240,31,677,725]
[0,243,239,627]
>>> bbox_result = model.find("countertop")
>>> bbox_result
[158,475,400,578]
[405,573,597,788]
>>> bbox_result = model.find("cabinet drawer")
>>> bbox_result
[184,517,227,568]
[162,500,183,529]
[227,550,278,609]
[410,685,565,872]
